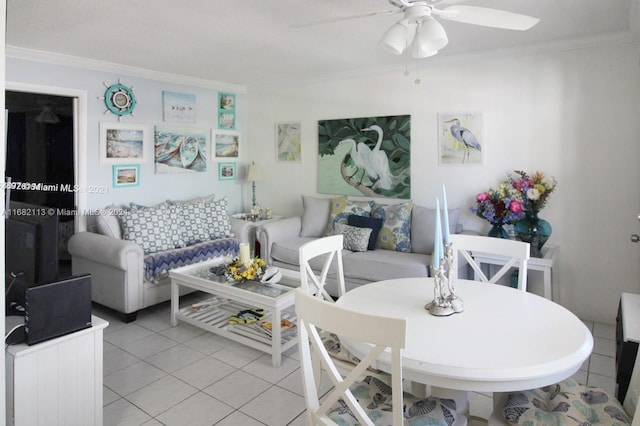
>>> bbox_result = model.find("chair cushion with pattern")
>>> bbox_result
[503,379,631,425]
[327,376,458,425]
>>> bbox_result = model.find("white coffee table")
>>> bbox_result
[169,258,300,367]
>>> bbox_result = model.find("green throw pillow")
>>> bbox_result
[372,200,414,252]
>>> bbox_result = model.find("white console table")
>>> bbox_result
[472,243,559,300]
[5,315,108,426]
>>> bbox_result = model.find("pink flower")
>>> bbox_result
[476,192,489,202]
[509,199,523,213]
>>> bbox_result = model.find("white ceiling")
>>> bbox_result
[6,0,639,88]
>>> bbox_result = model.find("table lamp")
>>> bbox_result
[246,161,263,207]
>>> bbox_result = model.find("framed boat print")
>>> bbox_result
[154,125,208,173]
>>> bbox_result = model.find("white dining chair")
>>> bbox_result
[299,235,390,383]
[489,339,640,425]
[295,288,464,426]
[449,234,530,291]
[299,234,346,301]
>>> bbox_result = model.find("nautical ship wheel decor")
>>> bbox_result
[100,78,137,120]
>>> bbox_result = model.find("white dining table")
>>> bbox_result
[336,277,593,420]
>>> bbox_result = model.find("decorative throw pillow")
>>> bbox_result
[325,196,373,236]
[347,215,383,251]
[411,205,461,255]
[177,200,211,245]
[96,203,126,239]
[167,193,215,206]
[300,196,331,237]
[335,223,372,252]
[202,197,233,239]
[372,200,414,252]
[121,204,180,255]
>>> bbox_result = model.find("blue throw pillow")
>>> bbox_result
[347,215,383,251]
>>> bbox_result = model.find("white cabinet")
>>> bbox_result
[6,315,108,426]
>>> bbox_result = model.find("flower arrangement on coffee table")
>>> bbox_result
[225,257,267,282]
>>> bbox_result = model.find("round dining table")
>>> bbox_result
[336,277,593,419]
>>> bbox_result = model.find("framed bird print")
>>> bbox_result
[438,112,484,166]
[317,115,411,199]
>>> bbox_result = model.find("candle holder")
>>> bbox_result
[425,242,463,316]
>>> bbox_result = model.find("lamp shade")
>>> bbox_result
[246,162,263,182]
[380,19,416,55]
[35,106,60,124]
[413,17,448,58]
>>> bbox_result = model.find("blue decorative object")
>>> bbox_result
[488,224,509,239]
[514,211,552,257]
[102,79,137,118]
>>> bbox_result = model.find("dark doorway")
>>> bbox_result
[5,91,75,277]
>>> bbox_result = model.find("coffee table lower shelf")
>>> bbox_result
[176,297,298,365]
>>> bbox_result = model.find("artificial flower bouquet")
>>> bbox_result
[506,170,557,212]
[225,257,267,282]
[470,186,525,225]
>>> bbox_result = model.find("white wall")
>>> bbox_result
[5,54,251,215]
[248,42,640,324]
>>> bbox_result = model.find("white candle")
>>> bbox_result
[432,199,442,268]
[239,243,250,265]
[442,184,450,244]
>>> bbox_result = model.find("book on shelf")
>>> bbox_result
[228,317,297,340]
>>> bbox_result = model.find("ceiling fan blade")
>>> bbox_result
[437,5,539,31]
[290,10,399,29]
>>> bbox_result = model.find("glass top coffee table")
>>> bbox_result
[169,257,300,367]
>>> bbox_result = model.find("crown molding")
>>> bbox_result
[6,46,247,94]
[253,30,640,90]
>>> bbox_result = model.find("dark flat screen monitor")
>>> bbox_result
[5,203,59,313]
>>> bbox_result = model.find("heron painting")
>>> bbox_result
[438,112,484,165]
[318,115,410,199]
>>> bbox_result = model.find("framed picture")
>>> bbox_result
[218,92,236,130]
[154,125,209,173]
[163,91,196,123]
[212,131,240,159]
[218,162,237,181]
[112,164,140,188]
[438,112,484,166]
[317,115,411,199]
[276,122,302,162]
[99,122,150,164]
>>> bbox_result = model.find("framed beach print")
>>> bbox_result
[99,122,149,164]
[212,131,240,159]
[112,164,140,188]
[218,162,237,181]
[438,112,484,166]
[163,91,196,123]
[276,122,301,162]
[218,92,236,130]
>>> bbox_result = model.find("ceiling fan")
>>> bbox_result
[292,0,540,58]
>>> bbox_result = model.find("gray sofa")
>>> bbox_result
[256,196,466,297]
[68,196,252,322]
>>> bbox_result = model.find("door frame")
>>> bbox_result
[5,82,88,231]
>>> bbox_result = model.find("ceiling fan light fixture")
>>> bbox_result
[380,19,414,55]
[415,17,448,54]
[35,105,60,124]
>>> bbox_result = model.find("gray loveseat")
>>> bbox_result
[256,196,466,297]
[68,196,251,322]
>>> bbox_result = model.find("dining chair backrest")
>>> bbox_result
[299,234,346,300]
[449,234,530,291]
[295,289,407,425]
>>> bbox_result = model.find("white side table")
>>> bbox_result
[232,214,284,257]
[472,243,559,300]
[6,315,108,426]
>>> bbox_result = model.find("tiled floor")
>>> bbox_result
[98,295,617,426]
